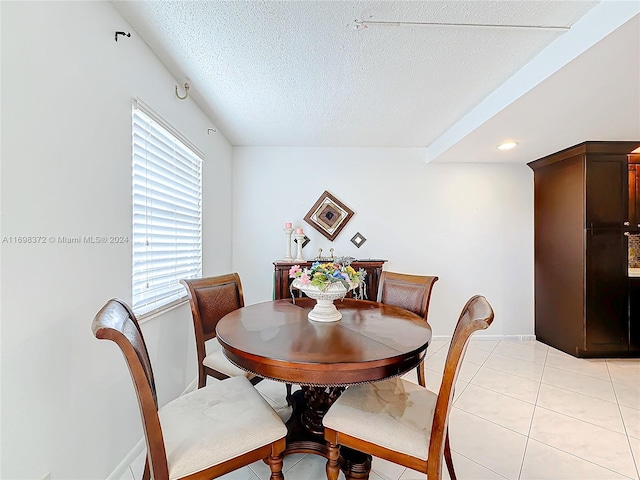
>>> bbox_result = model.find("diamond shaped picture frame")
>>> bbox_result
[350,232,366,248]
[304,191,354,241]
[293,235,310,248]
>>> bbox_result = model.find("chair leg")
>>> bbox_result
[268,453,284,480]
[326,443,340,480]
[444,427,456,480]
[286,383,293,406]
[417,361,426,388]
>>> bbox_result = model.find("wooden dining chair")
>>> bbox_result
[92,298,287,480]
[181,274,293,403]
[180,274,264,388]
[376,271,439,387]
[323,295,494,480]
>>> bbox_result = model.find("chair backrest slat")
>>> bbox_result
[181,273,244,341]
[427,295,494,478]
[92,298,170,480]
[377,271,438,321]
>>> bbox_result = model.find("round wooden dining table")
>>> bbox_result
[216,297,432,478]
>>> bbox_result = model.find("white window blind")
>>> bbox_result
[132,100,203,317]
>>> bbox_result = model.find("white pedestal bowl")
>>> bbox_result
[292,279,350,322]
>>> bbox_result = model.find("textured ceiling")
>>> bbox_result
[113,1,639,162]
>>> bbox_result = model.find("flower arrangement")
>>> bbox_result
[289,261,365,292]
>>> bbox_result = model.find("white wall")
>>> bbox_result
[0,2,536,477]
[233,147,534,338]
[1,2,233,478]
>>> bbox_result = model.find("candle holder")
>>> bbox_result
[283,227,294,261]
[294,233,305,262]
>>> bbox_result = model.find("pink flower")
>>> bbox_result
[299,272,311,285]
[288,265,302,278]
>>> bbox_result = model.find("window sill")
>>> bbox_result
[137,297,189,324]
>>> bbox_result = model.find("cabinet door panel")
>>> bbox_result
[586,230,629,352]
[629,279,640,352]
[586,155,628,228]
[629,165,637,228]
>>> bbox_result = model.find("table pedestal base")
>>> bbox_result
[301,385,343,435]
[284,388,373,479]
[340,447,372,480]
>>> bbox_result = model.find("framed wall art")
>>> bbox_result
[304,191,354,241]
[350,232,366,248]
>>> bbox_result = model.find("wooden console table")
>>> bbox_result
[273,259,387,300]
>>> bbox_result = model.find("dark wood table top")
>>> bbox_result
[216,298,432,386]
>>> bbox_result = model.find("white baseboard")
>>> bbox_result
[106,437,145,480]
[181,377,198,396]
[106,377,198,480]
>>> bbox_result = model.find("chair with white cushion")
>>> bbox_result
[92,298,287,480]
[180,274,262,388]
[323,295,494,480]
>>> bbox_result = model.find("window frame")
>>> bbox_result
[131,99,203,319]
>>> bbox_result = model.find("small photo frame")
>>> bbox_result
[350,232,366,248]
[304,191,354,241]
[293,235,310,248]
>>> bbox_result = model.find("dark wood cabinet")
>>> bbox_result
[273,260,387,301]
[528,141,640,357]
[585,154,629,229]
[585,229,629,352]
[629,278,640,352]
[628,154,640,228]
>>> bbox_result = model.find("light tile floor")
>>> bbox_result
[124,339,640,480]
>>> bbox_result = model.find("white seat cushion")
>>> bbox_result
[159,376,287,479]
[322,377,437,461]
[204,340,252,378]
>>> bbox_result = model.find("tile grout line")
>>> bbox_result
[531,405,639,478]
[532,402,631,440]
[445,340,499,477]
[606,360,640,480]
[536,359,635,436]
[446,449,510,480]
[543,356,612,382]
[539,371,622,405]
[517,343,549,480]
[521,440,638,480]
[432,340,502,476]
[451,346,541,435]
[453,339,531,478]
[452,337,500,403]
[470,359,543,384]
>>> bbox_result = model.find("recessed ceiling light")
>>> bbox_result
[498,142,518,151]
